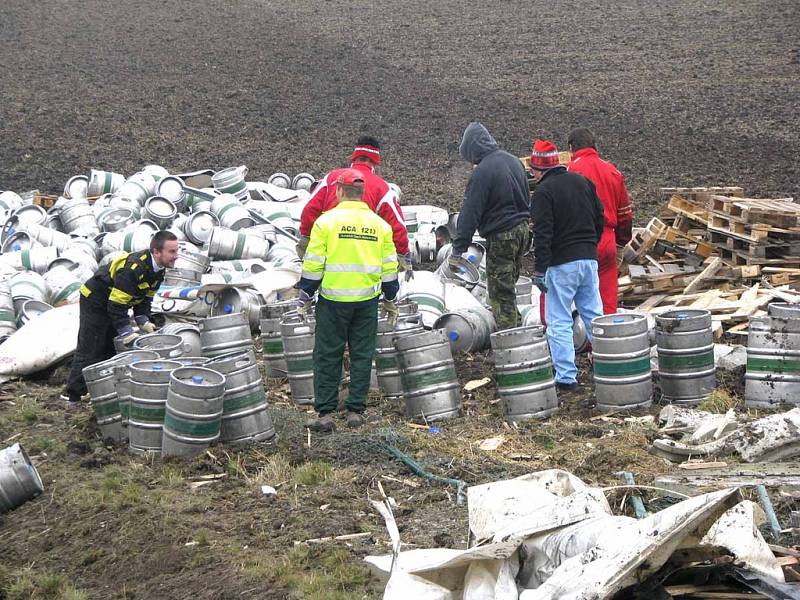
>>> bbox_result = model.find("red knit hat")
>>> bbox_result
[530,139,560,170]
[351,143,381,165]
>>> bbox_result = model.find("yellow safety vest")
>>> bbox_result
[302,200,398,302]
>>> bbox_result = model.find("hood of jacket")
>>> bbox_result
[459,122,498,164]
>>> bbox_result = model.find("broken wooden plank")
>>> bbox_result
[654,463,800,496]
[682,257,723,295]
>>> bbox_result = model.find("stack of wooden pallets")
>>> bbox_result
[618,186,800,336]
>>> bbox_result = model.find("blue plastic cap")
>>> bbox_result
[613,317,624,323]
[12,244,20,251]
[466,255,478,264]
[191,375,204,384]
[448,330,460,341]
[428,426,441,434]
[152,364,163,371]
[677,313,688,319]
[223,303,233,314]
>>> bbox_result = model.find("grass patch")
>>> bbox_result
[241,544,373,599]
[698,389,739,413]
[192,528,211,547]
[24,436,66,455]
[294,461,333,486]
[11,399,44,425]
[1,568,88,600]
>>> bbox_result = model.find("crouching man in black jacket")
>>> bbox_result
[530,139,604,391]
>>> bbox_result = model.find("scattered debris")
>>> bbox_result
[464,377,491,392]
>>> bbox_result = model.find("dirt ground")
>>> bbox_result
[1,0,799,598]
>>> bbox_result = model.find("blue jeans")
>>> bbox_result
[544,259,603,384]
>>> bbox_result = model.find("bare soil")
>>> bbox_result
[1,1,799,598]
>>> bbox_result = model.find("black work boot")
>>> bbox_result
[345,411,365,429]
[306,414,335,433]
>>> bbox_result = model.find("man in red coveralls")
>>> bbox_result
[296,136,413,279]
[566,128,633,314]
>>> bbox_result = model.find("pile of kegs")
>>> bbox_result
[83,312,276,458]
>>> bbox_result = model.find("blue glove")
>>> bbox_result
[295,290,313,320]
[532,272,548,294]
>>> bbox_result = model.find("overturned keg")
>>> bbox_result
[0,443,44,514]
[199,311,253,358]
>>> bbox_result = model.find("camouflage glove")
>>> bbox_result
[118,326,140,348]
[135,316,157,334]
[296,235,310,259]
[295,290,313,321]
[447,253,463,272]
[382,298,399,327]
[402,253,414,282]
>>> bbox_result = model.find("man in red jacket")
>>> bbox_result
[566,128,633,314]
[297,136,412,278]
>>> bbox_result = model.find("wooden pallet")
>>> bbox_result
[659,186,743,203]
[666,195,710,225]
[622,217,669,264]
[710,195,800,227]
[661,227,716,257]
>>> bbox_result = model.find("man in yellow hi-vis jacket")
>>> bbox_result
[62,231,179,405]
[297,168,399,431]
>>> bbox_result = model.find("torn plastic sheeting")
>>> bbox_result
[518,488,741,599]
[467,469,593,543]
[365,540,522,597]
[0,302,79,383]
[701,501,785,582]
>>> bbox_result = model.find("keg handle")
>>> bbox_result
[247,209,298,243]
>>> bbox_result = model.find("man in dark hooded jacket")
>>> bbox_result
[451,122,531,329]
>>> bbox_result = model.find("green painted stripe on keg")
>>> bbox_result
[747,357,800,373]
[658,351,714,370]
[93,400,120,419]
[410,295,445,313]
[593,357,651,377]
[164,412,220,436]
[286,357,313,374]
[104,172,113,193]
[496,366,553,387]
[52,281,81,306]
[130,180,149,199]
[223,390,266,413]
[263,340,284,354]
[21,250,32,270]
[407,223,418,234]
[220,179,247,194]
[119,403,129,419]
[0,309,16,322]
[403,366,457,389]
[124,231,135,251]
[128,403,166,423]
[217,202,242,220]
[375,355,398,370]
[232,234,246,259]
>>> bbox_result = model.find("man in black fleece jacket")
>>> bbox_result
[530,138,604,390]
[451,122,531,329]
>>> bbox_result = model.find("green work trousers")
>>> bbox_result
[486,220,530,330]
[312,297,378,415]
